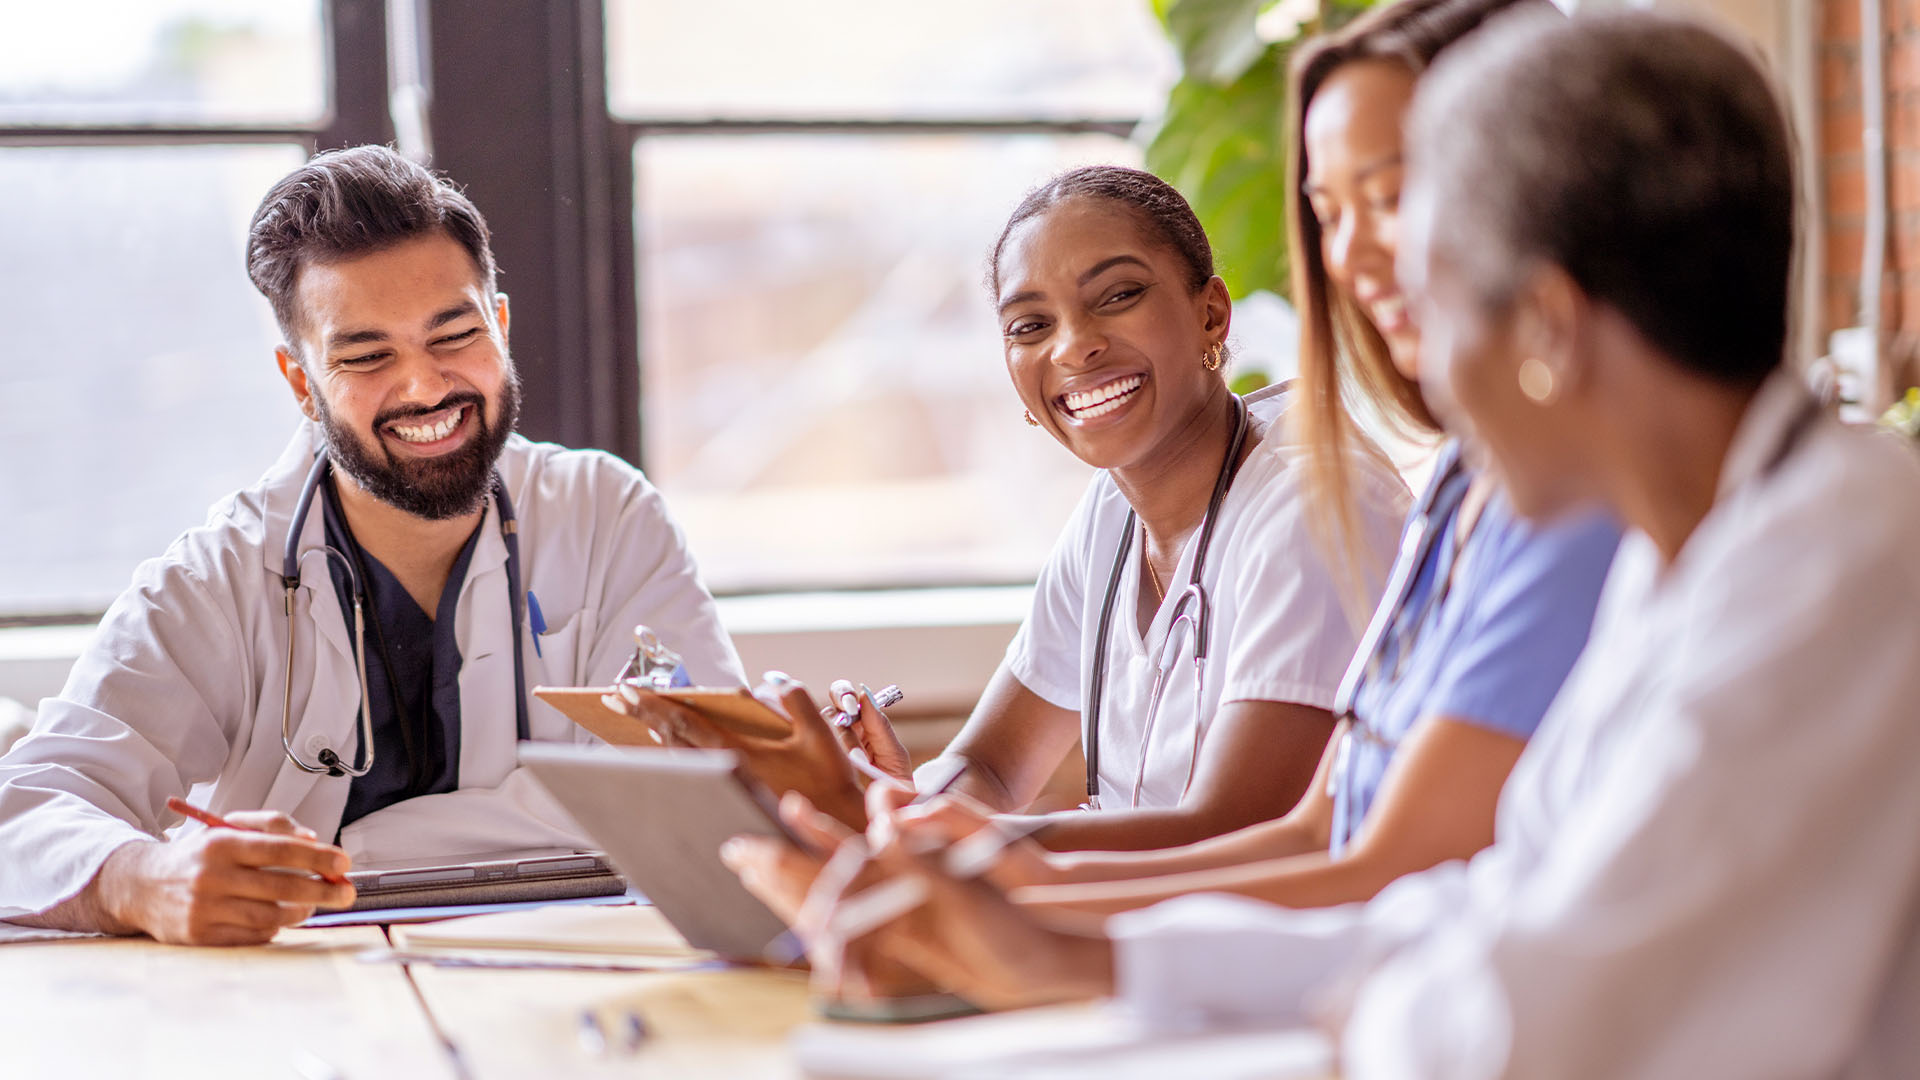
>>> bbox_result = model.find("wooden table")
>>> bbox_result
[0,926,456,1079]
[0,914,1333,1078]
[0,922,813,1079]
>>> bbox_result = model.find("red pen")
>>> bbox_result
[166,796,351,886]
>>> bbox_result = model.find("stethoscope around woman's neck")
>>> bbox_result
[277,453,530,778]
[1083,393,1252,810]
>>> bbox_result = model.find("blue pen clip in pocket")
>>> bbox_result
[526,591,548,658]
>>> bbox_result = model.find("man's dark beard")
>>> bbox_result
[311,375,521,521]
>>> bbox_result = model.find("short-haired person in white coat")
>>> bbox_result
[0,146,743,945]
[728,13,1920,1077]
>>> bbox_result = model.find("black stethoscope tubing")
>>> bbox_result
[279,453,530,779]
[1084,393,1252,802]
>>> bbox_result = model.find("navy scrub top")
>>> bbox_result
[321,478,482,830]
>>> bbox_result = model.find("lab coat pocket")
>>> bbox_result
[533,606,598,689]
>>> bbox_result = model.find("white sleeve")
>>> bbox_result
[1339,508,1920,1080]
[1109,893,1374,1031]
[1216,468,1405,708]
[1003,477,1105,711]
[574,458,745,689]
[0,546,249,917]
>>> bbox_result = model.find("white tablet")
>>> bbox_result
[518,743,799,961]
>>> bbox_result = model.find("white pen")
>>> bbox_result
[808,817,1049,954]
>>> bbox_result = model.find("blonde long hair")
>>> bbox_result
[1287,0,1553,589]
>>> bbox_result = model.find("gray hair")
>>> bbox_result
[1406,11,1795,385]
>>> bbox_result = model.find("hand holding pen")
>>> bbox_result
[826,678,913,785]
[168,797,352,886]
[79,798,355,946]
[738,806,1065,1008]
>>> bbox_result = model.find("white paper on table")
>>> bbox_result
[790,1001,1331,1080]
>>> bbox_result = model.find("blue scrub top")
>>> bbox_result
[1331,443,1621,857]
[321,479,482,830]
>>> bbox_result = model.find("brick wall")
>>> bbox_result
[1821,0,1920,393]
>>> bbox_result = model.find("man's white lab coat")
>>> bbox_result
[0,423,744,918]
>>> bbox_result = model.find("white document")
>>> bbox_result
[791,1001,1332,1080]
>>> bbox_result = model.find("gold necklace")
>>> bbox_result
[1142,524,1166,602]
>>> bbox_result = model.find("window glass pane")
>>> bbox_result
[608,1,1177,120]
[0,145,307,616]
[637,134,1155,591]
[0,1,325,126]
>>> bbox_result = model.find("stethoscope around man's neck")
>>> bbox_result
[1083,393,1252,810]
[277,453,530,778]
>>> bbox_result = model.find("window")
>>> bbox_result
[610,1,1179,591]
[0,145,305,614]
[0,1,385,621]
[5,2,1184,617]
[0,2,325,125]
[606,0,1173,121]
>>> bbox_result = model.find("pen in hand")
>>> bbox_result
[834,683,903,730]
[165,796,350,886]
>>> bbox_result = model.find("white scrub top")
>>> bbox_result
[1006,391,1408,809]
[1108,372,1920,1079]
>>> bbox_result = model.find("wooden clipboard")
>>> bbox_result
[533,685,792,743]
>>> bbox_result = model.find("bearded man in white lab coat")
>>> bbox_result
[0,145,744,945]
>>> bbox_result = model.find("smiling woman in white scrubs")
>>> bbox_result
[725,13,1920,1076]
[617,167,1407,851]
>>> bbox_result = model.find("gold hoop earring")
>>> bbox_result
[1023,409,1040,427]
[1518,356,1557,405]
[1202,342,1225,371]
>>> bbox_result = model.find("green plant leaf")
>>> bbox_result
[1164,0,1267,85]
[1144,43,1290,299]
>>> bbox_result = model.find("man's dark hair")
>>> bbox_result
[1409,10,1795,385]
[245,145,499,352]
[988,165,1214,296]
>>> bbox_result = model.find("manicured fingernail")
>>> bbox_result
[719,839,746,866]
[762,670,795,687]
[601,693,625,713]
[618,682,642,704]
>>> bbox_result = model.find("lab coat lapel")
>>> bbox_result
[256,422,356,664]
[456,498,516,786]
